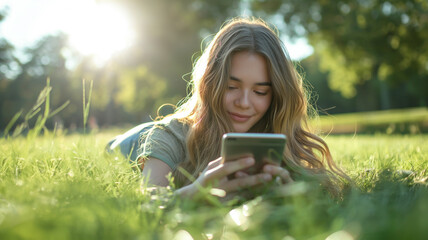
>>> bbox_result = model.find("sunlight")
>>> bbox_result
[64,2,135,66]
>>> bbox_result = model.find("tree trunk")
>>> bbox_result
[373,64,391,110]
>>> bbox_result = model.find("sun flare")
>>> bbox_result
[64,2,135,66]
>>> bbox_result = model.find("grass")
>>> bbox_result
[0,130,427,240]
[313,107,428,134]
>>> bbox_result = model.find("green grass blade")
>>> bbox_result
[4,109,23,137]
[29,79,51,138]
[82,79,93,133]
[48,100,70,118]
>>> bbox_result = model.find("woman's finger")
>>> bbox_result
[207,157,222,168]
[222,173,272,192]
[224,153,253,162]
[205,156,255,181]
[234,171,249,178]
[207,153,252,169]
[263,164,294,184]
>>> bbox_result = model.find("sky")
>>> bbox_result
[0,0,135,65]
[0,0,313,63]
[1,0,91,49]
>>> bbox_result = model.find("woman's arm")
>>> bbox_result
[141,157,198,197]
[141,157,173,186]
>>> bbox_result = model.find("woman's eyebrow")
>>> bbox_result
[230,76,272,86]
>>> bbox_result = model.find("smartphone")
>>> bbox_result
[221,133,287,175]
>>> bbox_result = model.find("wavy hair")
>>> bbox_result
[165,17,348,194]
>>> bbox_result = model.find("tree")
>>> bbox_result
[114,0,242,95]
[115,66,168,121]
[3,34,76,129]
[300,54,356,114]
[0,8,17,81]
[251,0,428,110]
[0,9,20,129]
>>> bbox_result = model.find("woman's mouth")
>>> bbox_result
[228,112,251,122]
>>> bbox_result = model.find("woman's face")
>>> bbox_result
[224,51,272,133]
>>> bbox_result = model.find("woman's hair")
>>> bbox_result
[165,17,348,194]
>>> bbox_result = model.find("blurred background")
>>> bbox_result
[0,0,427,132]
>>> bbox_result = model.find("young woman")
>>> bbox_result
[114,18,348,198]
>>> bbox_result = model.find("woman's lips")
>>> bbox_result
[228,112,251,122]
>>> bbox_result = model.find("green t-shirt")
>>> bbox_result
[137,118,189,170]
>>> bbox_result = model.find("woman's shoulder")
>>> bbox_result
[150,117,190,139]
[139,117,190,170]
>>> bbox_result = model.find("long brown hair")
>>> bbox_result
[163,17,348,193]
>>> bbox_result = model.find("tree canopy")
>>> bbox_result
[251,0,428,109]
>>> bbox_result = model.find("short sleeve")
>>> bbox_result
[137,122,187,170]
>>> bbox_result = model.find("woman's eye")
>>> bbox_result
[255,91,268,96]
[228,86,238,90]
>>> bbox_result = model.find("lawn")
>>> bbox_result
[313,107,428,134]
[0,130,427,240]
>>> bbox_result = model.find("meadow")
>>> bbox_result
[0,125,427,239]
[313,107,428,135]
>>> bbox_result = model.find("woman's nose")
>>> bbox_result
[235,90,250,109]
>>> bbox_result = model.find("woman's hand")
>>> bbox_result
[176,157,294,198]
[262,164,294,184]
[198,156,274,191]
[235,163,294,185]
[177,156,273,197]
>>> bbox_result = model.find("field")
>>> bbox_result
[313,107,428,134]
[1,118,428,239]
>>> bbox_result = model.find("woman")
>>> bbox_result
[120,18,347,198]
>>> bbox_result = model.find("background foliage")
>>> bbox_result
[0,0,427,131]
[252,0,428,112]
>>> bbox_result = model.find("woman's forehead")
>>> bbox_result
[229,51,270,82]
